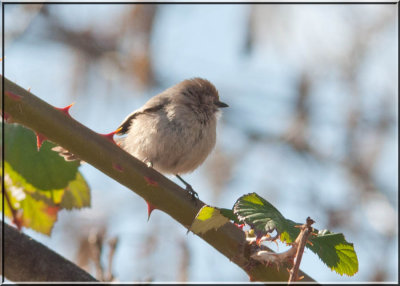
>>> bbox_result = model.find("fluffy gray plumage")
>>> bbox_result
[116,77,228,175]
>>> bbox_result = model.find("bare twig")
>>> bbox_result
[288,217,315,283]
[105,236,119,282]
[88,227,106,281]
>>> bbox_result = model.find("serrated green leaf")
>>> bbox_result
[190,206,230,234]
[4,161,65,205]
[307,231,358,276]
[233,192,358,277]
[233,193,290,234]
[3,161,90,210]
[4,123,80,190]
[1,153,90,235]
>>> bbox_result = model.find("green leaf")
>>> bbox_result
[233,192,358,277]
[60,172,91,210]
[3,123,80,190]
[233,193,291,235]
[4,161,65,206]
[190,206,230,234]
[2,171,59,236]
[3,161,90,209]
[307,230,358,276]
[219,208,240,224]
[1,154,90,235]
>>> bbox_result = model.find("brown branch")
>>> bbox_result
[0,222,97,282]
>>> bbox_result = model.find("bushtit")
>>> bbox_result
[53,78,228,198]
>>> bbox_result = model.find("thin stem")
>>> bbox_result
[288,217,315,283]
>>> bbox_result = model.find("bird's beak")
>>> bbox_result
[215,101,229,108]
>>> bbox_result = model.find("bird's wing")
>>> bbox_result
[116,94,170,135]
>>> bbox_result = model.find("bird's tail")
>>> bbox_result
[51,146,82,162]
[52,137,125,163]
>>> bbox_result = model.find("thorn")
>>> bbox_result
[144,176,158,187]
[294,225,302,228]
[146,201,157,221]
[3,112,11,122]
[35,132,47,151]
[234,223,244,230]
[5,91,22,101]
[28,87,31,92]
[306,240,314,246]
[55,102,75,116]
[100,128,121,144]
[298,275,304,280]
[114,126,123,134]
[112,162,123,172]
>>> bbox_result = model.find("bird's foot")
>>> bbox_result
[185,184,199,201]
[175,174,199,201]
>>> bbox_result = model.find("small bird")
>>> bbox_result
[53,78,228,199]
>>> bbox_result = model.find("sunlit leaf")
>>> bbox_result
[233,193,292,236]
[190,206,230,234]
[307,230,358,276]
[60,172,90,210]
[2,174,59,236]
[233,192,358,276]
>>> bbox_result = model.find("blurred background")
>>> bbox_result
[2,3,398,283]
